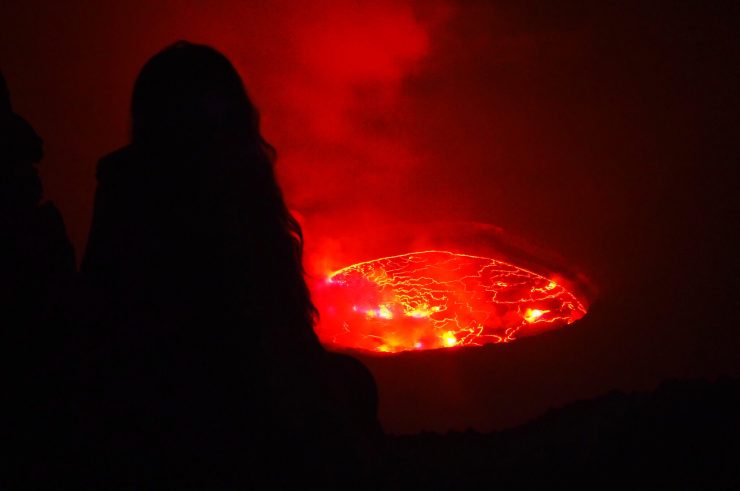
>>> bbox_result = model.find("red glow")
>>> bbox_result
[313,251,587,353]
[298,5,428,83]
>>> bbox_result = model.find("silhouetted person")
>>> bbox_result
[0,72,75,324]
[79,42,381,487]
[0,72,75,483]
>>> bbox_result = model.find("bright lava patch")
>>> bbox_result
[313,251,587,353]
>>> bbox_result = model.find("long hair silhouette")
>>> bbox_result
[83,42,317,343]
[79,42,379,486]
[147,41,314,325]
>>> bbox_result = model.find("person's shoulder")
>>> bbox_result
[37,201,69,235]
[96,145,136,181]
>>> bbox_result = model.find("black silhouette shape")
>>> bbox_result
[0,72,75,321]
[0,71,76,484]
[79,42,381,487]
[388,378,740,489]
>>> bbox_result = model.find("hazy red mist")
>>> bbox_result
[2,0,738,433]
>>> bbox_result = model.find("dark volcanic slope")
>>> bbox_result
[386,378,740,489]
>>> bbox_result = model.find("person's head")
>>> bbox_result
[0,72,43,207]
[131,41,259,147]
[1,72,43,164]
[130,42,318,332]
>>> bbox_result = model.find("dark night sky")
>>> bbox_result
[1,0,738,433]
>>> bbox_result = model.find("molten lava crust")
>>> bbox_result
[314,251,586,353]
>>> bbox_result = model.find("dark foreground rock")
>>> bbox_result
[385,378,740,489]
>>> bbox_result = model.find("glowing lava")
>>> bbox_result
[313,251,587,353]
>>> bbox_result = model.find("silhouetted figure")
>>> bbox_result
[0,72,75,324]
[0,72,76,483]
[79,42,381,487]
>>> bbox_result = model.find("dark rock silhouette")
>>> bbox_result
[76,42,381,487]
[388,378,740,488]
